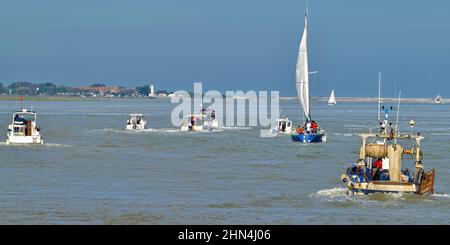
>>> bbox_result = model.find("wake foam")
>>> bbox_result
[315,187,348,197]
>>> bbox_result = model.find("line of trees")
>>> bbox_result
[0,81,170,97]
[0,81,67,95]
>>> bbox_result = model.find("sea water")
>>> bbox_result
[0,98,448,224]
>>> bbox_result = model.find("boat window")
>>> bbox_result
[13,126,25,135]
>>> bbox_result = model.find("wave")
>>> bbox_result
[0,142,72,147]
[43,143,73,147]
[332,133,354,137]
[432,193,450,198]
[90,128,180,134]
[430,132,450,136]
[315,187,348,197]
[219,126,252,130]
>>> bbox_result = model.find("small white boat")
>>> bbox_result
[6,109,43,144]
[181,114,214,131]
[200,108,219,129]
[126,114,147,130]
[271,117,293,135]
[434,95,444,104]
[327,89,336,105]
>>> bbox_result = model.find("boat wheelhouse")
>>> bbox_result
[200,108,218,129]
[272,118,293,135]
[181,114,213,131]
[126,114,147,130]
[6,109,43,144]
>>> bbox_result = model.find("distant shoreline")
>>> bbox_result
[0,95,446,104]
[282,96,446,104]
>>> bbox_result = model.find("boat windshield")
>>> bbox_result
[13,113,36,124]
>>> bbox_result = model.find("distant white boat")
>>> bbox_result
[6,108,43,144]
[181,107,218,131]
[327,89,336,105]
[434,95,444,104]
[200,108,219,129]
[126,114,147,130]
[271,117,293,135]
[181,114,212,131]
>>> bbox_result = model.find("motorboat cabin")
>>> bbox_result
[181,114,212,131]
[272,118,293,135]
[126,114,147,130]
[6,109,43,144]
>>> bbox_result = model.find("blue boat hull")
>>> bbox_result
[291,133,325,143]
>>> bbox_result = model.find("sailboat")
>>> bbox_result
[291,13,326,143]
[434,95,444,104]
[327,90,336,105]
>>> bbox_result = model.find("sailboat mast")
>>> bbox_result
[378,72,381,122]
[305,13,310,120]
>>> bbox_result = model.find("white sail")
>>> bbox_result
[296,15,310,121]
[328,90,336,105]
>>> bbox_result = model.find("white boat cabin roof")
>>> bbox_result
[13,109,37,115]
[184,114,206,118]
[275,118,292,122]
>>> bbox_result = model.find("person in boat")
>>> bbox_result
[190,116,195,127]
[305,120,312,134]
[296,126,304,134]
[379,120,388,133]
[14,114,25,123]
[211,110,216,120]
[372,158,383,180]
[311,120,318,133]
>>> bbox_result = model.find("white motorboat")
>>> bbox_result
[271,117,293,135]
[434,95,444,104]
[126,114,147,130]
[181,114,213,131]
[6,108,43,145]
[200,108,218,129]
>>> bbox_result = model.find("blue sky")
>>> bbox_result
[1,0,449,97]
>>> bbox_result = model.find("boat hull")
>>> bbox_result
[6,135,43,144]
[126,123,146,130]
[291,133,326,143]
[341,169,435,196]
[181,125,212,132]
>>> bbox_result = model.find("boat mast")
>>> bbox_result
[378,72,381,122]
[395,90,401,133]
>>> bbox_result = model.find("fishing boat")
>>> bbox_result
[6,108,43,144]
[340,96,435,195]
[434,95,444,104]
[327,89,336,105]
[290,12,326,143]
[271,117,293,135]
[126,114,147,130]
